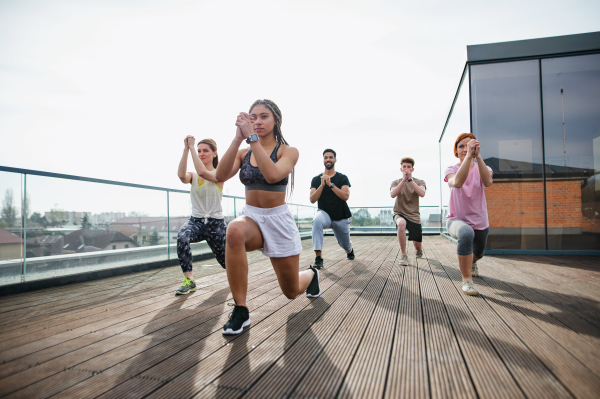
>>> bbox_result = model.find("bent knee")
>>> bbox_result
[396,219,407,230]
[281,288,297,300]
[226,221,247,247]
[177,232,188,245]
[457,224,475,241]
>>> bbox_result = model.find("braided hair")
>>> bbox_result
[249,99,295,198]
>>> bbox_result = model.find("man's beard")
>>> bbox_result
[324,162,334,170]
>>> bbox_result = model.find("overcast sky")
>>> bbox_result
[1,0,599,215]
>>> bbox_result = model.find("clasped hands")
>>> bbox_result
[320,175,332,188]
[467,139,481,158]
[235,112,256,141]
[184,135,196,150]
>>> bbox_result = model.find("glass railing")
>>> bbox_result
[347,206,443,234]
[0,166,443,286]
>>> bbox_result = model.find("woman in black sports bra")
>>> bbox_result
[216,99,320,335]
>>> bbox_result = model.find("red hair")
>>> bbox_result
[454,133,476,158]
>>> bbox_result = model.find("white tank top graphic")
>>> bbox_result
[191,172,223,219]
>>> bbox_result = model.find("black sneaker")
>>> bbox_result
[306,266,321,298]
[347,249,355,260]
[176,277,196,295]
[222,305,251,335]
[314,256,324,269]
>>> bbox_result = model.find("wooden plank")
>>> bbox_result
[239,238,399,399]
[24,238,380,399]
[0,238,342,395]
[144,237,387,399]
[384,255,428,399]
[280,240,397,399]
[428,240,571,399]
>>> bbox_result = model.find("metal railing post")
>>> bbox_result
[167,191,170,260]
[22,173,27,282]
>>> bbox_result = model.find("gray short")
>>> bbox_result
[447,218,489,258]
[240,204,302,258]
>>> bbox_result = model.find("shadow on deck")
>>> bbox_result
[0,236,599,398]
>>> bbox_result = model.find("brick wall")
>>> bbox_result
[486,180,583,229]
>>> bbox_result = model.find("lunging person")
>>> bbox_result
[175,137,227,294]
[390,157,426,266]
[309,149,354,269]
[444,133,493,296]
[216,99,320,335]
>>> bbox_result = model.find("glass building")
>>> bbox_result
[440,32,600,254]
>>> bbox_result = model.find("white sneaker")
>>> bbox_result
[471,263,479,277]
[415,250,424,258]
[462,279,478,296]
[399,254,408,266]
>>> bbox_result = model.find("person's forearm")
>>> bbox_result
[411,182,426,197]
[177,149,189,181]
[216,138,243,181]
[190,150,219,182]
[310,186,324,203]
[390,181,405,198]
[332,186,350,201]
[476,155,493,187]
[249,142,285,183]
[453,156,473,187]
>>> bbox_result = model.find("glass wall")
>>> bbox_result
[542,54,600,250]
[440,68,471,235]
[470,60,546,250]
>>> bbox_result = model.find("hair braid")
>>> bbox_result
[249,99,294,199]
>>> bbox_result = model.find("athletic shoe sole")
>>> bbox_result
[175,287,196,295]
[222,319,251,335]
[306,267,321,298]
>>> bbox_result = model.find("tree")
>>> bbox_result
[351,208,372,226]
[147,228,160,246]
[48,206,66,224]
[1,189,18,227]
[30,212,49,227]
[80,213,92,230]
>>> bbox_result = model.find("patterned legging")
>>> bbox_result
[177,217,226,272]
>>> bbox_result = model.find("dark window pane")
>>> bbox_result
[542,54,600,250]
[471,60,545,250]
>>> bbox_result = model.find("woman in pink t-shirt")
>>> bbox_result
[444,133,493,296]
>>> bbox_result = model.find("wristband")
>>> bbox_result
[408,178,413,182]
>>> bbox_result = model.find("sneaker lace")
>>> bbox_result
[179,277,192,286]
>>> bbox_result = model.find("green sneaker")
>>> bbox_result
[176,277,196,295]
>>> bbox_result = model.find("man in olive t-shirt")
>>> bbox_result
[310,149,354,269]
[390,157,426,265]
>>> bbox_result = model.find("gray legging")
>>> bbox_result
[447,218,489,258]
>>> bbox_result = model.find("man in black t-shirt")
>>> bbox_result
[309,149,354,269]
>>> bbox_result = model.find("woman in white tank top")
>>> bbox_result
[175,136,227,295]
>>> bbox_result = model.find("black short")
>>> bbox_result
[393,214,422,242]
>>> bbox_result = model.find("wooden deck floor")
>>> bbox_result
[1,236,599,399]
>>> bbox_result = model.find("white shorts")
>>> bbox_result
[240,204,302,258]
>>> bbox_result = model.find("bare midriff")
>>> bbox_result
[245,190,286,208]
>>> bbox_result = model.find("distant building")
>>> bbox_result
[0,228,22,261]
[91,212,126,227]
[25,235,64,257]
[111,216,189,244]
[62,230,139,253]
